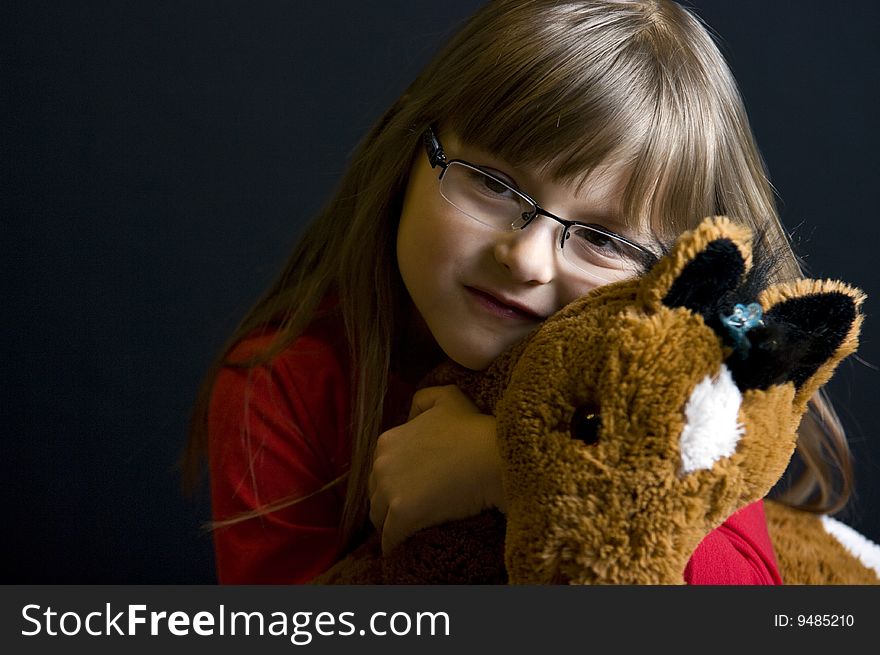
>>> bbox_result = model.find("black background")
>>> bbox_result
[4,1,878,583]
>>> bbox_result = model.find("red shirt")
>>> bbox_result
[208,310,782,585]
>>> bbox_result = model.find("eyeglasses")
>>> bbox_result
[423,127,658,282]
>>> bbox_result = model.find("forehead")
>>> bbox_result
[437,129,638,233]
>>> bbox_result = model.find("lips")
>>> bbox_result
[465,286,544,321]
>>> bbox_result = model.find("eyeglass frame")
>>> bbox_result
[422,126,658,267]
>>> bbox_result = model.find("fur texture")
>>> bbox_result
[313,217,875,585]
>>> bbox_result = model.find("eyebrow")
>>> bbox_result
[451,139,643,235]
[580,214,634,233]
[483,165,632,233]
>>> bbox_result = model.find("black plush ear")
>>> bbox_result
[639,216,753,314]
[662,238,747,314]
[726,281,864,398]
[640,217,864,402]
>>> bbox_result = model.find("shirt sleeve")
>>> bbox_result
[684,499,782,585]
[207,326,781,585]
[207,329,352,584]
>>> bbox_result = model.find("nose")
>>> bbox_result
[493,214,559,285]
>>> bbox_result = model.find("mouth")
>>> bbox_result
[465,286,544,322]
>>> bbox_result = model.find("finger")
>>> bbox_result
[368,429,394,496]
[408,384,456,421]
[368,455,388,530]
[369,490,388,532]
[380,511,402,556]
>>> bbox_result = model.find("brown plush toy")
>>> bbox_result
[314,216,879,585]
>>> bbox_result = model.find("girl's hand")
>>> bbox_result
[368,384,505,555]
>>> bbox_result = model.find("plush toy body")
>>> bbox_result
[314,217,879,585]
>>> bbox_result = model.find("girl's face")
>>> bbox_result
[396,131,636,370]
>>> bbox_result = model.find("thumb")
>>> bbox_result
[380,512,404,556]
[408,384,456,421]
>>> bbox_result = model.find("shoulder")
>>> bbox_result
[208,306,353,480]
[685,499,783,585]
[217,307,350,410]
[229,302,349,377]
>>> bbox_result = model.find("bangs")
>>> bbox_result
[440,22,657,185]
[417,0,726,238]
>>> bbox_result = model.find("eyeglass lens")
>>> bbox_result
[439,161,647,282]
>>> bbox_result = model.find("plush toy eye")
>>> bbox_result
[570,403,601,445]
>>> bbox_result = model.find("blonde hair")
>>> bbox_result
[183,0,853,553]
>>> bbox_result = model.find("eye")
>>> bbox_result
[569,226,614,250]
[570,403,601,445]
[584,231,612,247]
[481,174,510,195]
[466,168,518,201]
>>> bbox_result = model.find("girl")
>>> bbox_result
[183,0,854,584]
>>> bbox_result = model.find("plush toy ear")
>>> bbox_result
[725,279,865,404]
[638,216,753,314]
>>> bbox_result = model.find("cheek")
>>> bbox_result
[398,211,452,287]
[398,203,484,284]
[557,276,603,310]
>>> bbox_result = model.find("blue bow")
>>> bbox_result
[720,302,764,356]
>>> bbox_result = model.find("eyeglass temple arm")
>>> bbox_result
[423,128,447,169]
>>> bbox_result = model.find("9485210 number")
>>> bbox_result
[798,614,854,627]
[774,614,854,628]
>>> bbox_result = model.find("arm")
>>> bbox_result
[685,500,782,585]
[369,385,506,555]
[207,331,351,584]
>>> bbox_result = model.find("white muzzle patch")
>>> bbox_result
[678,364,744,476]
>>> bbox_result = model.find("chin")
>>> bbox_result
[441,341,500,372]
[451,355,492,371]
[431,322,520,371]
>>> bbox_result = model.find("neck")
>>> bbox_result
[391,299,446,387]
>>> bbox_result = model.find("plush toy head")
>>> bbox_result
[315,216,873,585]
[491,217,864,583]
